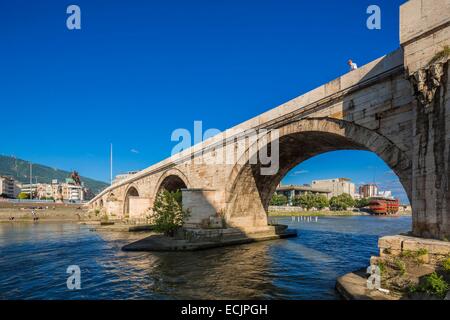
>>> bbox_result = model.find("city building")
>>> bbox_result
[18,183,38,198]
[311,178,357,198]
[359,184,379,198]
[61,183,84,202]
[276,184,332,204]
[20,179,85,202]
[0,176,20,198]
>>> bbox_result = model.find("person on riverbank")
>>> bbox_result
[31,209,39,221]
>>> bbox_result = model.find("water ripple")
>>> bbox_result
[0,216,411,299]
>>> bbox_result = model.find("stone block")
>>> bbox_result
[403,238,450,256]
[379,235,403,256]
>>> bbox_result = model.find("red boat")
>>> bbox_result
[368,197,400,215]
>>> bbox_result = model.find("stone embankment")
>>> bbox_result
[122,225,297,252]
[0,202,91,222]
[336,235,450,300]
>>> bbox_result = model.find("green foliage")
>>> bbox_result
[329,193,355,211]
[401,250,414,258]
[291,193,329,211]
[428,45,450,66]
[293,194,314,210]
[152,190,189,236]
[394,258,407,276]
[270,194,288,206]
[414,272,449,299]
[378,261,386,276]
[313,194,329,210]
[355,198,370,208]
[417,248,428,256]
[442,258,450,273]
[401,248,428,263]
[17,192,30,199]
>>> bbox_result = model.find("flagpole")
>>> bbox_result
[110,143,113,185]
[29,162,32,199]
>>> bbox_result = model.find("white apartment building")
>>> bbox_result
[0,176,20,198]
[311,178,357,198]
[20,180,84,202]
[359,184,379,198]
[62,184,84,202]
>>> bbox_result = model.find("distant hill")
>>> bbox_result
[0,155,109,195]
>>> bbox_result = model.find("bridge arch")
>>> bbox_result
[153,168,190,202]
[225,117,412,229]
[123,185,140,218]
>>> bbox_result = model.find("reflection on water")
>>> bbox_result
[0,216,411,299]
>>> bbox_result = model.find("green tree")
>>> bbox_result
[270,194,288,206]
[313,194,329,210]
[292,193,329,210]
[17,192,30,200]
[293,194,315,210]
[151,190,190,236]
[329,193,355,211]
[355,198,370,208]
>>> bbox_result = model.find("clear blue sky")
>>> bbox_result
[0,0,408,203]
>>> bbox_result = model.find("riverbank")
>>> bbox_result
[269,211,411,217]
[269,210,364,217]
[268,210,412,217]
[0,203,93,222]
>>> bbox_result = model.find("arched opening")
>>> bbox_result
[157,175,188,193]
[124,186,139,218]
[226,118,412,229]
[99,199,104,208]
[153,174,188,208]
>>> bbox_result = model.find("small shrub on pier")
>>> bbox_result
[152,190,190,237]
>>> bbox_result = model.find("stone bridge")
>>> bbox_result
[89,0,450,240]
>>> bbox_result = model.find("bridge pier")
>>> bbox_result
[402,0,450,239]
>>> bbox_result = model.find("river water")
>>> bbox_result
[0,215,411,300]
